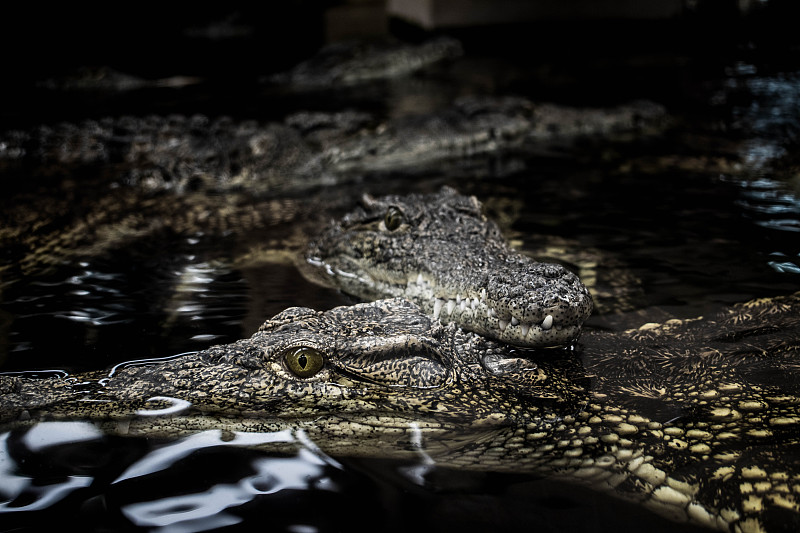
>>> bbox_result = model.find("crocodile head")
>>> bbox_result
[306,187,593,347]
[0,298,584,454]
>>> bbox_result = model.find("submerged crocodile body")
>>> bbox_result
[306,187,594,347]
[1,294,799,531]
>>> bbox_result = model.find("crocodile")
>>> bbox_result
[266,36,464,89]
[0,97,664,280]
[305,186,594,347]
[1,294,799,531]
[0,97,664,195]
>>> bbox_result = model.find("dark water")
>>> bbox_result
[2,11,800,533]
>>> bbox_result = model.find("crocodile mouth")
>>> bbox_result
[307,254,590,348]
[398,271,585,348]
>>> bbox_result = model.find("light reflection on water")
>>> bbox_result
[114,429,299,483]
[0,422,349,533]
[0,422,100,512]
[118,430,338,533]
[768,253,800,274]
[121,452,335,533]
[23,265,129,326]
[719,171,800,272]
[718,66,800,273]
[731,176,800,232]
[0,253,251,371]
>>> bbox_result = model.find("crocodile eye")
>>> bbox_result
[283,346,324,378]
[383,206,403,231]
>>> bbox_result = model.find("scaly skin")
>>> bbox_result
[305,186,594,347]
[1,294,799,531]
[268,36,464,89]
[0,99,664,195]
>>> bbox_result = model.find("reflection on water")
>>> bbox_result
[0,423,349,532]
[730,70,800,143]
[723,66,800,239]
[0,423,99,512]
[0,253,252,372]
[117,430,337,533]
[18,264,130,327]
[733,175,800,234]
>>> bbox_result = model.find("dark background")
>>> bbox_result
[2,1,800,128]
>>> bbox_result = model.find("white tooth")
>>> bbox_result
[460,300,467,312]
[433,299,444,319]
[446,300,456,314]
[417,273,424,285]
[499,319,509,331]
[481,288,487,301]
[510,317,519,326]
[471,299,478,310]
[456,294,461,304]
[488,308,495,318]
[521,323,530,337]
[541,315,553,330]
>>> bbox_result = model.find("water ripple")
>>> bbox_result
[116,429,339,533]
[0,423,102,512]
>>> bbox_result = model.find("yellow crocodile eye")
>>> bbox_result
[384,206,403,231]
[283,346,324,378]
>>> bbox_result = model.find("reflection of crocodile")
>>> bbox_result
[305,187,593,347]
[2,294,799,531]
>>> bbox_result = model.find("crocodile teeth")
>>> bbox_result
[499,319,509,331]
[433,299,444,319]
[521,323,530,337]
[471,299,478,310]
[510,317,519,326]
[416,273,425,285]
[446,300,456,314]
[541,315,554,330]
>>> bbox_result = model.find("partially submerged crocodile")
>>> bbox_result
[305,186,594,347]
[0,97,664,281]
[0,97,664,196]
[1,294,799,531]
[266,36,464,89]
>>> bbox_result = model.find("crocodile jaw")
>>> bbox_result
[406,273,587,348]
[306,254,592,348]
